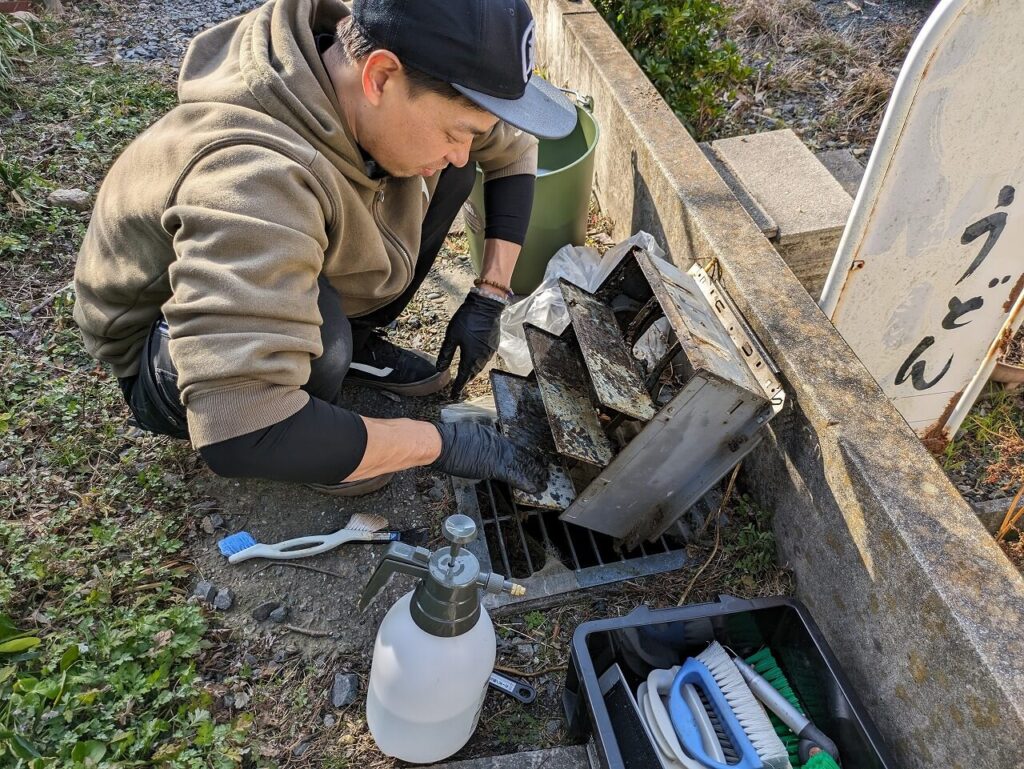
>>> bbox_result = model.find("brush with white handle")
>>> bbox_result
[217,513,400,563]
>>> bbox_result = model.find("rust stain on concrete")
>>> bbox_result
[921,390,963,454]
[966,695,1001,728]
[1003,273,1024,312]
[908,650,928,684]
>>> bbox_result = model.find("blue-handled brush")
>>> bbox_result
[217,513,400,564]
[668,641,791,769]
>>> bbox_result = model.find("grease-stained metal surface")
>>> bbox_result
[558,279,656,421]
[560,375,770,548]
[555,256,784,547]
[490,370,577,511]
[524,324,616,467]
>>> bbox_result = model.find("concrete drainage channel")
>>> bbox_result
[525,0,1024,767]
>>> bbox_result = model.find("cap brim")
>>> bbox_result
[453,75,578,141]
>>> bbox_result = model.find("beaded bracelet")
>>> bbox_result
[473,277,514,299]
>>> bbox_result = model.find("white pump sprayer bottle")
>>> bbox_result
[359,515,525,764]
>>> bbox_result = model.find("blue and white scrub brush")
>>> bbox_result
[668,641,791,769]
[217,513,400,564]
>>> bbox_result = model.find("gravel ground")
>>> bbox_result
[75,0,265,67]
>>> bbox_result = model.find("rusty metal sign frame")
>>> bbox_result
[819,0,1024,447]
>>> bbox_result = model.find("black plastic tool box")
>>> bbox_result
[564,596,895,769]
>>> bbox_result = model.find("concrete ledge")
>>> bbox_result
[817,148,867,199]
[532,1,1024,766]
[432,746,590,769]
[706,130,853,296]
[971,496,1015,534]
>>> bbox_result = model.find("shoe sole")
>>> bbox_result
[347,367,452,397]
[305,472,395,497]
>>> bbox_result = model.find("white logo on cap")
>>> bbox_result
[521,19,535,86]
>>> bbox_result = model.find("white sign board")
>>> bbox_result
[819,0,1024,448]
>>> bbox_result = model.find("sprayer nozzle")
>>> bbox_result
[508,583,526,597]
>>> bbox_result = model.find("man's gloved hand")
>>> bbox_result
[436,290,506,399]
[431,421,549,494]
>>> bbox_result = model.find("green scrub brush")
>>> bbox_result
[802,753,840,769]
[741,647,840,767]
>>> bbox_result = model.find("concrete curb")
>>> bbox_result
[531,1,1024,766]
[431,746,590,769]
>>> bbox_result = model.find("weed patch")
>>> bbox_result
[592,0,751,138]
[943,387,1024,502]
[1,34,251,769]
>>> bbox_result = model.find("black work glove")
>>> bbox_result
[431,421,549,494]
[436,290,506,399]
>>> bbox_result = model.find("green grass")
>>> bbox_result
[1,30,252,769]
[0,11,44,95]
[1,51,176,267]
[942,388,1024,493]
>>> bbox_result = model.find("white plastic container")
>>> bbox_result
[366,591,496,763]
[358,516,524,765]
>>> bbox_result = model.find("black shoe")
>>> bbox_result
[347,331,451,396]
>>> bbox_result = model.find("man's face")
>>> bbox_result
[359,77,499,179]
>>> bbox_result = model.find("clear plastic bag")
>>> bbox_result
[497,232,667,374]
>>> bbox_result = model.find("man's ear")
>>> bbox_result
[361,50,403,107]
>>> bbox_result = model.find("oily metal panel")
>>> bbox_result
[636,252,764,395]
[490,370,577,510]
[559,279,657,421]
[524,324,616,468]
[560,374,770,548]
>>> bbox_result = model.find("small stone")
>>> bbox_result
[209,513,225,529]
[251,601,280,621]
[545,719,562,736]
[380,390,401,403]
[193,580,217,603]
[427,291,443,300]
[516,642,538,658]
[427,485,445,502]
[213,588,235,611]
[47,189,93,211]
[269,605,290,623]
[292,736,312,758]
[331,672,359,707]
[0,458,14,474]
[408,317,421,329]
[201,516,216,534]
[242,653,259,667]
[323,714,336,727]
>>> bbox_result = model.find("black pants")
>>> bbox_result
[119,163,476,439]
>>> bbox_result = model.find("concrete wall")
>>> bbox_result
[530,1,1024,767]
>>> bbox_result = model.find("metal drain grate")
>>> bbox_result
[453,477,689,610]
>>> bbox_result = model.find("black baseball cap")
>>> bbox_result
[351,0,578,140]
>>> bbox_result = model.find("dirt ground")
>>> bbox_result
[184,222,793,766]
[717,0,933,153]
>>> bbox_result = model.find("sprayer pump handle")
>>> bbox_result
[358,542,432,611]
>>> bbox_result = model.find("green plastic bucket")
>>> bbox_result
[463,102,600,295]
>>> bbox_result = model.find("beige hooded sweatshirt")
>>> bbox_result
[73,0,537,448]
